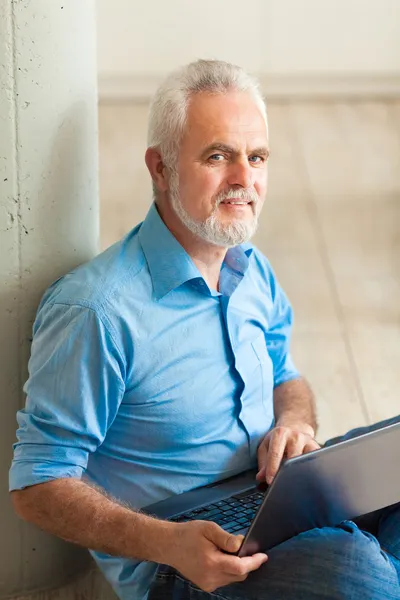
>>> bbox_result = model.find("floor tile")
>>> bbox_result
[290,101,400,200]
[98,100,400,441]
[265,102,310,200]
[289,100,400,438]
[291,332,368,443]
[315,193,400,329]
[346,326,400,424]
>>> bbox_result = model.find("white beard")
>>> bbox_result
[169,171,261,248]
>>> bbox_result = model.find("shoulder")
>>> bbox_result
[246,244,280,301]
[38,223,148,316]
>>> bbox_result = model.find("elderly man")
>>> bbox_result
[9,60,400,600]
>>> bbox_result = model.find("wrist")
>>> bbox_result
[152,520,180,565]
[127,513,179,564]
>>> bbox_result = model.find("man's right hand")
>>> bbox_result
[166,520,268,593]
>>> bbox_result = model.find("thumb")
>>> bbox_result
[206,523,244,553]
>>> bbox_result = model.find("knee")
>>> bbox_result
[293,521,387,568]
[262,522,396,597]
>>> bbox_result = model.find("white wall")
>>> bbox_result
[96,0,400,98]
[97,0,266,76]
[265,0,400,74]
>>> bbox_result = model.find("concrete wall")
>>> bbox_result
[0,0,114,597]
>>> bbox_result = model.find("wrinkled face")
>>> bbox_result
[169,91,269,247]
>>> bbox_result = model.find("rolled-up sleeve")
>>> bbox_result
[9,301,125,491]
[264,269,300,388]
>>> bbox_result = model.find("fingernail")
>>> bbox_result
[266,475,273,484]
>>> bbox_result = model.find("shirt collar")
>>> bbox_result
[139,204,202,299]
[138,203,254,300]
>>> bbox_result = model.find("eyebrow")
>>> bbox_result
[201,143,270,159]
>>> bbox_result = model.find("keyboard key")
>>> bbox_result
[221,521,241,530]
[170,489,264,527]
[192,508,210,515]
[200,509,222,519]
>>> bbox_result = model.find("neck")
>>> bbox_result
[156,199,226,291]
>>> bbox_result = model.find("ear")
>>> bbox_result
[145,147,169,194]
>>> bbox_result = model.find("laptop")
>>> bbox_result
[143,421,400,557]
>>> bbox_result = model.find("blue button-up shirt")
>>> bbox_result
[9,203,299,599]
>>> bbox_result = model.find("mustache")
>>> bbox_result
[214,188,259,205]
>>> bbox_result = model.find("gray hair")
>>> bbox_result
[147,59,267,170]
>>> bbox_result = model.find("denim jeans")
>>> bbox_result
[148,416,400,599]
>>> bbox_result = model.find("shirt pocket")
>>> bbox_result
[251,332,274,405]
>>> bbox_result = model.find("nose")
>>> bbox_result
[226,160,254,189]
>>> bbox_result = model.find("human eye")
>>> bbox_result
[209,153,225,162]
[248,155,265,164]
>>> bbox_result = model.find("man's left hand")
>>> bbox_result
[256,423,320,484]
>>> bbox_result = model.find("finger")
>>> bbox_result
[223,574,249,586]
[256,466,266,482]
[304,439,321,453]
[285,434,306,458]
[219,552,268,576]
[256,438,270,480]
[265,429,288,483]
[236,553,269,575]
[205,523,243,554]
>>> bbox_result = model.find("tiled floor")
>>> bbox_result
[99,100,400,443]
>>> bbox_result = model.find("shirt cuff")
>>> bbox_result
[273,367,301,388]
[9,443,88,491]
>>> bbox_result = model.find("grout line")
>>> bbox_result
[288,102,371,426]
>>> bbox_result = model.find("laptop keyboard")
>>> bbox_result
[170,489,264,533]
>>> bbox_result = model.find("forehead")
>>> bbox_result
[181,91,268,151]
